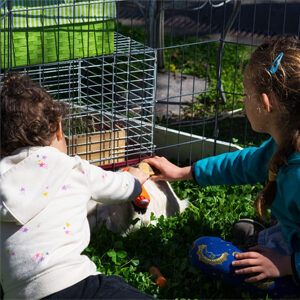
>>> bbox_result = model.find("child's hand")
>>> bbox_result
[143,156,192,181]
[126,167,150,185]
[232,246,292,282]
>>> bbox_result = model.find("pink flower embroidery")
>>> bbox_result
[32,252,48,263]
[38,155,48,168]
[39,162,47,168]
[81,171,86,175]
[64,223,71,234]
[7,248,16,256]
[32,253,40,261]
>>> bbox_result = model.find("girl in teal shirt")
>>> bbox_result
[145,36,300,297]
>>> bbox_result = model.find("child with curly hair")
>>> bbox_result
[0,73,152,299]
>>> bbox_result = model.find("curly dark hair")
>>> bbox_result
[0,73,68,157]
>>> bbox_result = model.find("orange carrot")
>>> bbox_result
[123,166,150,208]
[149,266,167,287]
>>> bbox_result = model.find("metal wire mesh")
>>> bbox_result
[1,0,300,168]
[2,32,156,167]
[1,0,157,168]
[117,0,300,165]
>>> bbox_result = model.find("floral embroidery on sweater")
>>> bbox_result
[37,154,48,169]
[43,186,49,197]
[62,184,71,191]
[32,252,49,263]
[63,222,71,235]
[6,248,15,256]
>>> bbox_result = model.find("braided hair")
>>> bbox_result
[246,36,300,221]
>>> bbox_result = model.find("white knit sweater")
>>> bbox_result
[0,146,141,299]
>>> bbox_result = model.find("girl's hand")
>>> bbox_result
[232,246,292,283]
[143,156,192,182]
[126,167,150,185]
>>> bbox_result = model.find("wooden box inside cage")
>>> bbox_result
[66,112,126,166]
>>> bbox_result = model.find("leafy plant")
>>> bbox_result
[85,180,266,299]
[162,34,252,117]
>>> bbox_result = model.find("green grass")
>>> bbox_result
[85,181,266,299]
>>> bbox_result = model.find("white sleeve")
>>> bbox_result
[86,162,142,204]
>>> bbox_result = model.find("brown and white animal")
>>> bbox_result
[87,163,188,234]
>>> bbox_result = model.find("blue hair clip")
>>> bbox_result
[270,52,284,74]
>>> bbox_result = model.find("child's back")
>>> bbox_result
[1,147,95,298]
[0,73,151,299]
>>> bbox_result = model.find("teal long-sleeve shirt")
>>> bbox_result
[192,138,300,283]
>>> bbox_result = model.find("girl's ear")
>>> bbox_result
[261,93,272,113]
[56,121,63,141]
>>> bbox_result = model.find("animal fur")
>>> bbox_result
[87,180,188,234]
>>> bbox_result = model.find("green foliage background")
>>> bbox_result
[85,181,265,299]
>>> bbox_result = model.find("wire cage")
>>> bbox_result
[1,0,157,168]
[1,0,300,169]
[117,0,300,165]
